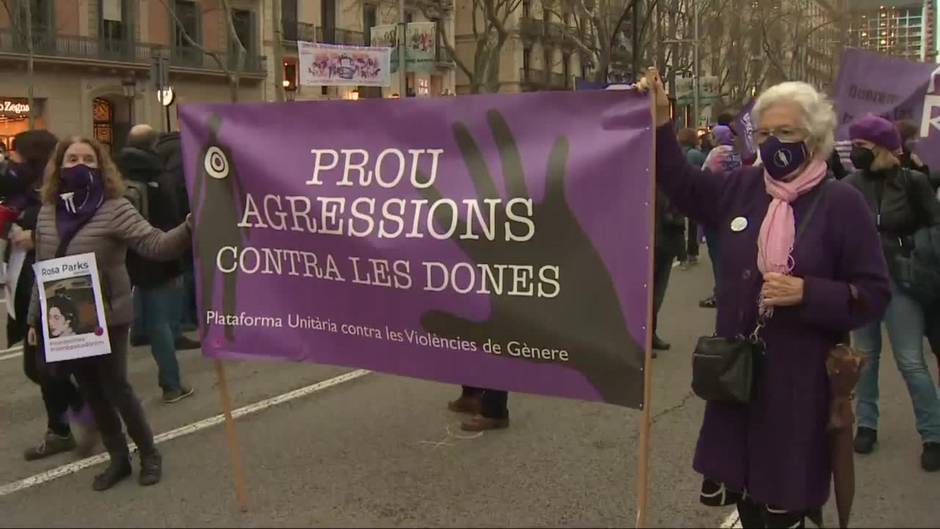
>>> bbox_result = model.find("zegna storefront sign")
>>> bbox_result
[0,98,30,117]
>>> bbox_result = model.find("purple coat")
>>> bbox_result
[656,126,891,511]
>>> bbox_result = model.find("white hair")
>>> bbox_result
[753,81,836,160]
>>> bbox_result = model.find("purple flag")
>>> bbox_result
[179,92,653,409]
[733,98,758,165]
[833,48,940,168]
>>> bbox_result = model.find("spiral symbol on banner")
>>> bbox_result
[204,146,229,179]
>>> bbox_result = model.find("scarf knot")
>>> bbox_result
[757,159,828,275]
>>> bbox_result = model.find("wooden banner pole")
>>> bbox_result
[635,75,658,529]
[214,359,250,512]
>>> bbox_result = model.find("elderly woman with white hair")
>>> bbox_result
[645,72,891,527]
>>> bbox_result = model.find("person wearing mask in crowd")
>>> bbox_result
[844,114,940,472]
[696,125,743,310]
[117,125,196,404]
[27,136,192,490]
[895,120,930,176]
[2,130,98,461]
[154,131,199,332]
[677,128,706,269]
[642,72,890,528]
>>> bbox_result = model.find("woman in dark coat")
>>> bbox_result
[643,72,891,527]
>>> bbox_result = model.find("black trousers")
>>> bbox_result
[69,326,156,459]
[653,245,678,334]
[461,386,508,419]
[23,342,83,437]
[686,219,700,258]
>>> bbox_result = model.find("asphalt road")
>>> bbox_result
[0,259,937,527]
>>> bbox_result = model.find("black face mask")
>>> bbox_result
[850,146,876,172]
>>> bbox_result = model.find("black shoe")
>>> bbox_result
[652,336,671,351]
[130,335,150,347]
[175,336,201,350]
[92,457,132,491]
[139,450,163,486]
[162,386,195,404]
[24,430,76,461]
[854,427,877,454]
[922,442,940,472]
[699,296,717,309]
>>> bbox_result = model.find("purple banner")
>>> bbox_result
[179,92,653,409]
[733,98,757,165]
[833,48,940,168]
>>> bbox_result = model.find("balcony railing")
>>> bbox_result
[520,68,571,91]
[0,29,267,75]
[171,45,266,74]
[282,21,317,42]
[316,27,365,46]
[0,29,161,64]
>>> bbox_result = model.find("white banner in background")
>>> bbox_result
[298,41,392,87]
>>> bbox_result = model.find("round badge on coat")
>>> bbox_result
[730,216,748,232]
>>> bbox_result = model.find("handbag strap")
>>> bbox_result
[795,178,832,244]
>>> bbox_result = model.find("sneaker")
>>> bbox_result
[162,386,195,404]
[92,457,132,491]
[24,430,77,461]
[175,336,201,351]
[922,442,940,472]
[854,427,877,454]
[139,450,163,486]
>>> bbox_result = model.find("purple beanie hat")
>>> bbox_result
[849,114,902,152]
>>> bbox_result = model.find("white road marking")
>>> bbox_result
[0,345,23,361]
[720,510,741,528]
[0,369,371,497]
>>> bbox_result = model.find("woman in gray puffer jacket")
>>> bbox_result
[27,136,192,491]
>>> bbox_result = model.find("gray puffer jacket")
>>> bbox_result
[28,198,191,328]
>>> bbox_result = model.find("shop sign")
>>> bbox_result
[0,99,30,118]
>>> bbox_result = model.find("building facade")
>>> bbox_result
[848,0,934,61]
[0,0,458,151]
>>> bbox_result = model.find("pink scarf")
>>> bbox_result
[757,159,828,274]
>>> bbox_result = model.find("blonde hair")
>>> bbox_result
[41,137,126,204]
[753,82,836,160]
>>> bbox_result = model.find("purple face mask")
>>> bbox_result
[55,164,105,252]
[759,136,809,180]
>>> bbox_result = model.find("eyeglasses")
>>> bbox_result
[752,127,809,144]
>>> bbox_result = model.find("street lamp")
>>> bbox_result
[121,77,137,124]
[283,79,297,102]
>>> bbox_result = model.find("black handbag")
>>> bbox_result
[691,178,831,404]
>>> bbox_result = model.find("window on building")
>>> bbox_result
[321,0,336,43]
[173,0,200,47]
[562,52,570,84]
[100,0,131,57]
[523,46,531,75]
[231,9,256,55]
[364,4,377,44]
[523,0,530,18]
[92,98,114,151]
[405,10,415,23]
[283,58,298,91]
[282,0,298,40]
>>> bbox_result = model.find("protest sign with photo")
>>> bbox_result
[35,253,110,362]
[180,91,653,409]
[833,48,940,169]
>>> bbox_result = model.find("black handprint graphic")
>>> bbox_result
[419,111,646,408]
[192,115,249,343]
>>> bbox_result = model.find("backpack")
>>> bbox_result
[124,180,150,221]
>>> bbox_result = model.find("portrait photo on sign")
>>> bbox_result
[43,276,100,339]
